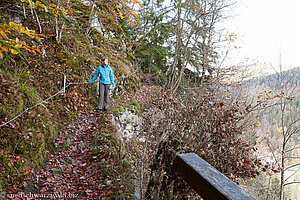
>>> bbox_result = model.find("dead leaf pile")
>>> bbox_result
[28,111,110,199]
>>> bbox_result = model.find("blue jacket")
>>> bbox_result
[89,64,115,86]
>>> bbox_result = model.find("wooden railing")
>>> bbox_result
[173,153,256,200]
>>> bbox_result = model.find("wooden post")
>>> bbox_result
[63,75,66,93]
[173,153,256,200]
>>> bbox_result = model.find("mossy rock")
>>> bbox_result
[109,105,126,114]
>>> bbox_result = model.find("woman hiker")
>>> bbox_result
[89,58,115,112]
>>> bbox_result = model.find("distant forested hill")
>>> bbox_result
[243,67,299,136]
[243,68,300,200]
[246,67,300,91]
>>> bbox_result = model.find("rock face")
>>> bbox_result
[111,108,143,139]
[90,13,103,34]
[80,0,109,39]
[110,107,145,199]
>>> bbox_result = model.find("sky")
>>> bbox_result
[223,0,300,70]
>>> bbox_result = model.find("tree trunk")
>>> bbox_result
[145,136,183,199]
[166,0,182,91]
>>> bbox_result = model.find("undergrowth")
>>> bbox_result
[0,0,141,193]
[91,114,135,199]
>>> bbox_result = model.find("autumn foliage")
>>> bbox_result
[0,22,44,56]
[20,0,71,16]
[143,89,278,198]
[96,0,142,27]
[0,0,74,57]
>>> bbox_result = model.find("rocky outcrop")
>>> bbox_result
[111,108,143,140]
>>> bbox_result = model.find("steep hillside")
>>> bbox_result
[245,67,300,132]
[0,0,140,192]
[0,0,279,199]
[243,67,300,200]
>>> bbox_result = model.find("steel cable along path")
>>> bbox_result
[0,79,88,128]
[0,71,138,128]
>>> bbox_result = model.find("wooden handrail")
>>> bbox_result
[173,153,256,200]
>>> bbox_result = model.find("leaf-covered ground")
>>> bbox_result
[4,78,159,199]
[32,111,108,199]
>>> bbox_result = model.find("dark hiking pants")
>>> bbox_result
[98,83,111,110]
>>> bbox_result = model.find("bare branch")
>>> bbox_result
[283,181,300,187]
[285,124,300,144]
[266,139,280,165]
[284,166,300,182]
[284,163,300,172]
[285,156,300,159]
[286,145,300,153]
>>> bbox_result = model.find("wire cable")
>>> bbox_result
[0,89,64,128]
[0,81,88,128]
[0,69,139,128]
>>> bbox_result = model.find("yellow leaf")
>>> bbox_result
[15,43,23,48]
[25,46,34,53]
[256,123,261,127]
[0,30,7,38]
[23,29,30,36]
[10,48,19,54]
[2,45,9,52]
[9,22,15,27]
[0,50,3,57]
[35,48,42,54]
[258,95,263,98]
[2,27,11,34]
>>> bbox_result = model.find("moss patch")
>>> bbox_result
[90,115,135,199]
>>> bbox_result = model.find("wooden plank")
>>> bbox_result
[173,153,256,200]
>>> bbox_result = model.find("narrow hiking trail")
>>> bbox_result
[16,79,160,200]
[32,111,108,199]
